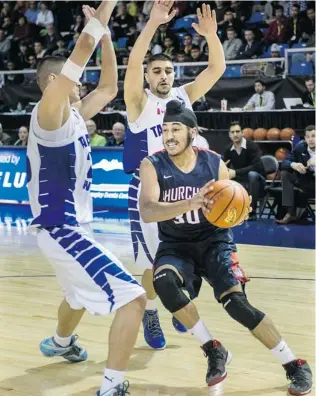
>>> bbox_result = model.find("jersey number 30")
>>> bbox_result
[174,210,200,224]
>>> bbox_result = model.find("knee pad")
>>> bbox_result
[153,269,190,313]
[221,292,265,331]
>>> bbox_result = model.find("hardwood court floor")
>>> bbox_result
[0,227,315,396]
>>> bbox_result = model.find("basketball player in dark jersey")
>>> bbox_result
[138,100,312,395]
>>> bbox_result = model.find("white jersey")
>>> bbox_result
[123,86,192,172]
[27,104,93,227]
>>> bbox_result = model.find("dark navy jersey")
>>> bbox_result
[148,148,231,242]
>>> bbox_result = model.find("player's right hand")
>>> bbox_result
[150,0,177,26]
[188,180,214,212]
[291,162,306,174]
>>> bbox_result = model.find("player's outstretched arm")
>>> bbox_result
[139,158,213,222]
[124,0,176,122]
[73,5,118,120]
[38,0,117,131]
[183,4,226,105]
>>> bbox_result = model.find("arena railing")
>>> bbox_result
[0,57,287,86]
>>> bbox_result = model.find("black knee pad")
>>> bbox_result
[221,292,265,331]
[153,269,190,313]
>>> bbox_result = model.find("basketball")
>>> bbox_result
[267,128,280,141]
[253,128,267,140]
[280,128,295,141]
[275,147,289,161]
[205,180,250,228]
[242,128,254,140]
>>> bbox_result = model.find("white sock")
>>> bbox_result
[271,339,296,365]
[101,368,125,393]
[146,299,157,311]
[54,331,72,348]
[189,319,213,345]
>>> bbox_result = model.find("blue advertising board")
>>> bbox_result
[0,147,131,222]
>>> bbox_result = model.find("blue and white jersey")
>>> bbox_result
[27,103,93,227]
[123,86,192,173]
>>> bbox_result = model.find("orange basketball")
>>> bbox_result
[253,128,267,141]
[280,128,295,141]
[267,171,280,180]
[205,180,250,228]
[275,147,289,161]
[242,128,254,140]
[267,128,280,141]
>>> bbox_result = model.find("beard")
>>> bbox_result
[167,132,192,157]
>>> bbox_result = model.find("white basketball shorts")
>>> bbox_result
[37,223,145,315]
[128,171,159,270]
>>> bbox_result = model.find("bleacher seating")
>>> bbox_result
[289,62,314,76]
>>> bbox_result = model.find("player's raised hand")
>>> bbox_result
[82,4,110,38]
[192,3,217,37]
[189,180,214,212]
[150,0,177,26]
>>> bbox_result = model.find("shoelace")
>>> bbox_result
[145,311,163,338]
[205,348,225,373]
[116,381,130,395]
[287,368,309,385]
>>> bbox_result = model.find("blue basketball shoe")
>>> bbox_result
[39,335,87,362]
[142,309,166,349]
[172,316,187,333]
[95,381,130,396]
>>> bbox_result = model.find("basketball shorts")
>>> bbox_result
[128,170,159,270]
[154,236,249,302]
[37,223,145,315]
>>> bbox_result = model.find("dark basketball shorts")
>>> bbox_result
[154,237,249,302]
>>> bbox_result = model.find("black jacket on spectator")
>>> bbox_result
[302,90,315,106]
[223,140,264,181]
[221,19,244,40]
[281,140,314,182]
[236,40,263,59]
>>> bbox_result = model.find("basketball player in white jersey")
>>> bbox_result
[124,0,226,349]
[27,2,146,395]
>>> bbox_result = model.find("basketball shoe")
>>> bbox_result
[284,359,313,395]
[142,309,166,349]
[201,340,232,386]
[95,381,130,395]
[172,316,187,333]
[39,335,87,362]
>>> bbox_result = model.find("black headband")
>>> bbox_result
[163,100,197,129]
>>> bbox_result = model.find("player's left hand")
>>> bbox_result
[240,195,252,223]
[82,5,110,39]
[228,169,236,180]
[192,4,217,37]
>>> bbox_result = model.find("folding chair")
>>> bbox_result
[259,155,281,219]
[295,189,315,222]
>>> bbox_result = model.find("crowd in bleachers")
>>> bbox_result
[0,0,314,81]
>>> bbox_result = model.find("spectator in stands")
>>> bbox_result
[4,61,24,84]
[223,27,243,60]
[223,121,265,220]
[136,13,146,33]
[111,3,136,39]
[287,4,304,46]
[80,84,89,99]
[163,36,177,59]
[44,24,61,53]
[277,125,315,224]
[176,51,186,62]
[25,1,39,25]
[52,39,69,57]
[182,33,193,56]
[12,1,27,23]
[16,40,29,68]
[14,125,28,146]
[221,8,244,40]
[36,2,54,28]
[34,41,47,59]
[265,43,285,76]
[264,0,276,25]
[264,5,289,45]
[118,54,129,80]
[142,0,154,17]
[302,76,315,107]
[68,31,79,52]
[0,122,12,145]
[214,0,228,26]
[189,44,207,62]
[153,23,169,47]
[22,54,37,84]
[0,2,11,20]
[71,14,84,34]
[236,29,263,59]
[192,33,207,53]
[301,6,315,43]
[244,79,275,110]
[284,0,307,17]
[13,16,31,43]
[86,120,107,147]
[0,29,11,63]
[27,53,37,69]
[2,16,14,36]
[106,122,125,147]
[231,0,253,23]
